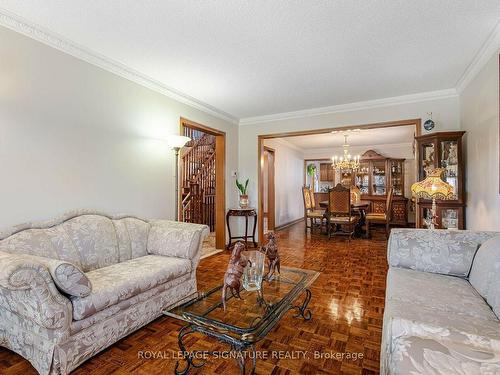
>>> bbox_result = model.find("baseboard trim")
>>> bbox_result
[274,217,304,231]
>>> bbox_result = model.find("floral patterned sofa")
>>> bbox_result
[0,210,208,375]
[382,228,500,374]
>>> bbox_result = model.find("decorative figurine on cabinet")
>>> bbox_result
[260,232,281,281]
[221,242,250,311]
[448,143,458,165]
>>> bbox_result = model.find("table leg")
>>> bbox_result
[232,343,256,375]
[226,211,232,249]
[244,215,249,247]
[290,289,312,321]
[354,208,366,237]
[176,324,258,374]
[174,325,206,375]
[252,213,257,247]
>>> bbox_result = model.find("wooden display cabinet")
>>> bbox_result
[347,150,408,226]
[415,131,466,229]
[319,162,335,182]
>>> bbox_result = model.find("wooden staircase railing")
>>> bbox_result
[180,129,216,231]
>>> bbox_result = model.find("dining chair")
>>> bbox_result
[302,186,325,234]
[325,183,359,240]
[365,186,394,238]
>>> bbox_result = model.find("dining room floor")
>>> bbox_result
[0,222,389,375]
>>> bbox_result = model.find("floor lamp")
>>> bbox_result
[167,135,191,221]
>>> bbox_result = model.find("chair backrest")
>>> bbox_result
[309,187,316,208]
[328,183,351,216]
[385,186,394,222]
[302,186,313,212]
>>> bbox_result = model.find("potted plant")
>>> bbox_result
[307,163,318,191]
[307,164,317,177]
[236,178,249,208]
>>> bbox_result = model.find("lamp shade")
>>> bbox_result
[167,135,191,149]
[411,168,454,200]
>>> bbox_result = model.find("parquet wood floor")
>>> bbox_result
[0,223,389,375]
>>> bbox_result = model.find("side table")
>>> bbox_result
[226,207,257,249]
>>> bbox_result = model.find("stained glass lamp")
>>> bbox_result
[411,168,454,229]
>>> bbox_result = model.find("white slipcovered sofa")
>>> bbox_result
[0,210,208,374]
[382,228,500,374]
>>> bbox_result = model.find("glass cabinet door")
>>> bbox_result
[441,208,459,230]
[355,161,370,194]
[371,160,386,195]
[420,142,437,178]
[440,140,459,200]
[390,160,404,195]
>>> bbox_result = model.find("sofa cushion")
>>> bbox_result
[384,268,500,356]
[70,273,193,334]
[0,226,83,269]
[469,235,500,318]
[70,255,191,320]
[384,298,500,355]
[387,229,498,277]
[386,268,497,320]
[389,336,500,374]
[112,218,150,262]
[147,222,204,259]
[62,215,120,272]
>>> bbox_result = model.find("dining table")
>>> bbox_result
[319,200,370,237]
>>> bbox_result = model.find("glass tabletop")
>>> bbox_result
[164,267,319,339]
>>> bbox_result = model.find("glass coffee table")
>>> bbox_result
[164,266,320,374]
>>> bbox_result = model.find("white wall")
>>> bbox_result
[0,26,238,229]
[239,96,460,238]
[460,51,500,230]
[263,139,304,227]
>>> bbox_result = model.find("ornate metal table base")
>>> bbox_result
[289,288,312,320]
[174,324,257,375]
[174,288,313,375]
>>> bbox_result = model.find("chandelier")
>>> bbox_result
[331,134,360,172]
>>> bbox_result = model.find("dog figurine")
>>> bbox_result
[221,242,250,311]
[260,232,280,281]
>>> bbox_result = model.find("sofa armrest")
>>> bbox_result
[0,251,72,330]
[147,220,209,265]
[388,228,500,277]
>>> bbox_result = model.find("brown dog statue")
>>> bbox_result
[221,242,250,311]
[260,232,280,280]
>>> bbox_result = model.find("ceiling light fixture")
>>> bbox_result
[331,134,360,172]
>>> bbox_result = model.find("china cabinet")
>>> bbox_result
[343,150,408,226]
[415,131,466,229]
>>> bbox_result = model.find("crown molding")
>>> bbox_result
[239,88,458,126]
[0,8,239,125]
[456,20,500,93]
[265,137,304,154]
[2,7,497,127]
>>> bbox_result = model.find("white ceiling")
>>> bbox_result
[284,125,415,149]
[1,1,500,120]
